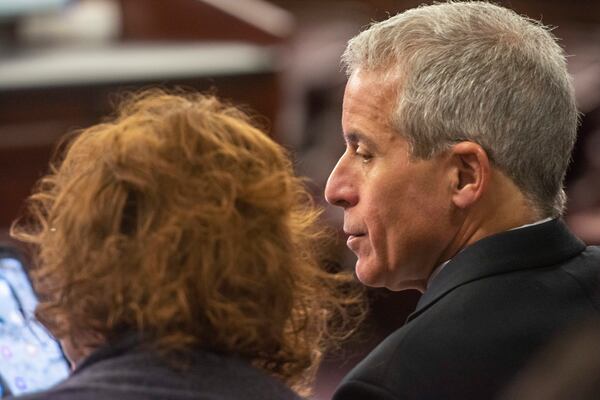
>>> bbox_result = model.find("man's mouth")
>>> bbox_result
[345,232,366,249]
[347,233,365,238]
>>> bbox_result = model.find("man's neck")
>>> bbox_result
[440,170,544,264]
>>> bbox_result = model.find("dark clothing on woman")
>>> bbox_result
[13,336,301,400]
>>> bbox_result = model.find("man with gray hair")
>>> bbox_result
[325,2,600,399]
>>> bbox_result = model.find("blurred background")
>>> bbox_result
[0,0,599,398]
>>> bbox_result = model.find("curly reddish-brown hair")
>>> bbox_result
[11,90,364,393]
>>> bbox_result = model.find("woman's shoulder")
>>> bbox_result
[11,347,302,400]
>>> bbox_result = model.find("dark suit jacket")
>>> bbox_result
[11,335,301,400]
[333,219,600,400]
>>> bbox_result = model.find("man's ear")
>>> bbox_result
[449,141,490,209]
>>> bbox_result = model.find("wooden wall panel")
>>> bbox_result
[0,71,280,231]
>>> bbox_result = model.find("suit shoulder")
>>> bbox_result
[336,319,423,397]
[333,378,401,400]
[336,255,600,400]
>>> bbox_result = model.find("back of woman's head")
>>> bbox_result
[12,90,363,392]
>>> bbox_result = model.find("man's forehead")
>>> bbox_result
[345,69,399,98]
[342,70,399,132]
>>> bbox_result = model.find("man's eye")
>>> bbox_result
[356,151,373,163]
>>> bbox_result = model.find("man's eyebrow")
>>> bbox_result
[344,132,379,151]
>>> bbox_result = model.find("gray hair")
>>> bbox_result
[342,1,579,217]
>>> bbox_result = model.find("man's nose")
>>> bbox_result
[324,159,358,209]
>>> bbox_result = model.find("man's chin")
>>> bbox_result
[355,260,425,292]
[354,260,386,288]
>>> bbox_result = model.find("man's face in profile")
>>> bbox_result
[325,71,455,292]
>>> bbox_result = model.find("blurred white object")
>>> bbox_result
[0,0,68,19]
[0,43,277,89]
[201,0,294,38]
[19,0,121,45]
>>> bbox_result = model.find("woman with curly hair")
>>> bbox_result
[10,91,364,400]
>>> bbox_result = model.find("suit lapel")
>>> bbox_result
[407,219,585,322]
